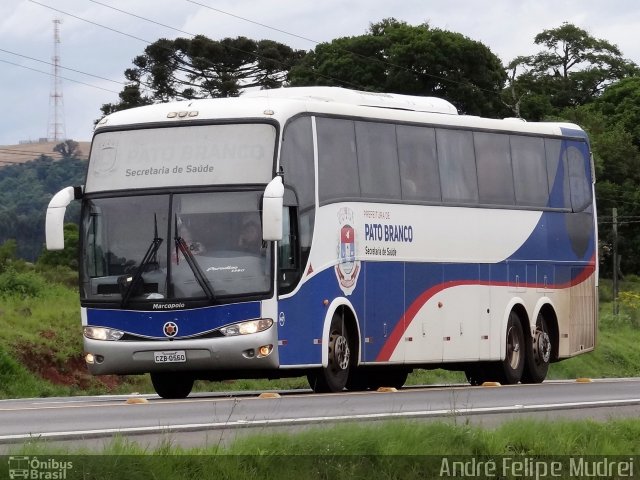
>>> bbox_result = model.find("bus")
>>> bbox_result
[46,87,597,398]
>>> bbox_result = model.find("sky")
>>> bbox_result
[0,0,639,146]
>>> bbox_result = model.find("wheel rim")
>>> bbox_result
[533,330,551,364]
[506,326,521,370]
[332,334,350,371]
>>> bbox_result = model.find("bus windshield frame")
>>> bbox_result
[80,189,274,307]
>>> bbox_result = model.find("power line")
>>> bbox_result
[32,0,505,103]
[185,0,321,46]
[88,0,193,38]
[29,0,150,44]
[45,0,364,92]
[185,0,502,97]
[29,0,292,90]
[599,220,640,225]
[0,58,120,94]
[0,47,125,86]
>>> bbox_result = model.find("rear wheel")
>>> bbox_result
[498,311,525,384]
[307,314,351,393]
[521,313,552,383]
[150,372,194,399]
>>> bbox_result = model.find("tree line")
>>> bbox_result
[0,144,84,262]
[3,19,639,276]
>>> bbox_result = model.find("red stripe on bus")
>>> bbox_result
[375,260,595,362]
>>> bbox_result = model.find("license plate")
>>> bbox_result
[154,350,186,363]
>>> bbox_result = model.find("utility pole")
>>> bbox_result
[47,19,66,142]
[612,207,619,315]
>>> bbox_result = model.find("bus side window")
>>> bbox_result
[278,206,300,294]
[567,145,592,212]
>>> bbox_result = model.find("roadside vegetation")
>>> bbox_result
[1,241,639,399]
[8,418,640,478]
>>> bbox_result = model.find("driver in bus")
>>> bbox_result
[238,216,262,251]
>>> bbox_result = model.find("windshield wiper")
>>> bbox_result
[174,216,215,301]
[120,214,163,308]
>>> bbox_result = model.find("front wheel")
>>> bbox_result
[307,314,351,393]
[150,372,194,399]
[521,313,552,383]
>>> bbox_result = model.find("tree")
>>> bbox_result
[557,102,640,276]
[37,223,79,270]
[505,23,637,119]
[0,239,18,273]
[101,35,306,115]
[0,156,85,261]
[53,140,80,158]
[590,76,640,148]
[289,18,509,117]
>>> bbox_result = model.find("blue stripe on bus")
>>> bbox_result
[85,301,261,339]
[277,204,596,366]
[277,256,595,366]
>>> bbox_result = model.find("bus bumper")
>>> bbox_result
[83,326,279,375]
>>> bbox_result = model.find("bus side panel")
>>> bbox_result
[363,261,405,362]
[441,264,483,361]
[402,262,444,363]
[277,267,365,366]
[373,257,596,364]
[555,265,597,357]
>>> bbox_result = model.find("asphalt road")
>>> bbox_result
[1,378,639,451]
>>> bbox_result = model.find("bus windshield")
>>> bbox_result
[81,190,271,303]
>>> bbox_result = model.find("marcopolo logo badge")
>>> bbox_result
[163,321,179,338]
[335,207,361,296]
[8,456,73,479]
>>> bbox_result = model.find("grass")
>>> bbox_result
[548,310,640,379]
[222,418,640,455]
[6,419,640,478]
[3,274,640,475]
[1,275,640,398]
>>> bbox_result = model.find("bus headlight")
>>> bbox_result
[220,319,273,336]
[84,326,125,341]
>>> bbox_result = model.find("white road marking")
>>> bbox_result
[1,397,639,443]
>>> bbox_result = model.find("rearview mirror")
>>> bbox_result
[46,186,79,250]
[262,176,284,241]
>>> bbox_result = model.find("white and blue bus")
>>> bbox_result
[46,87,597,398]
